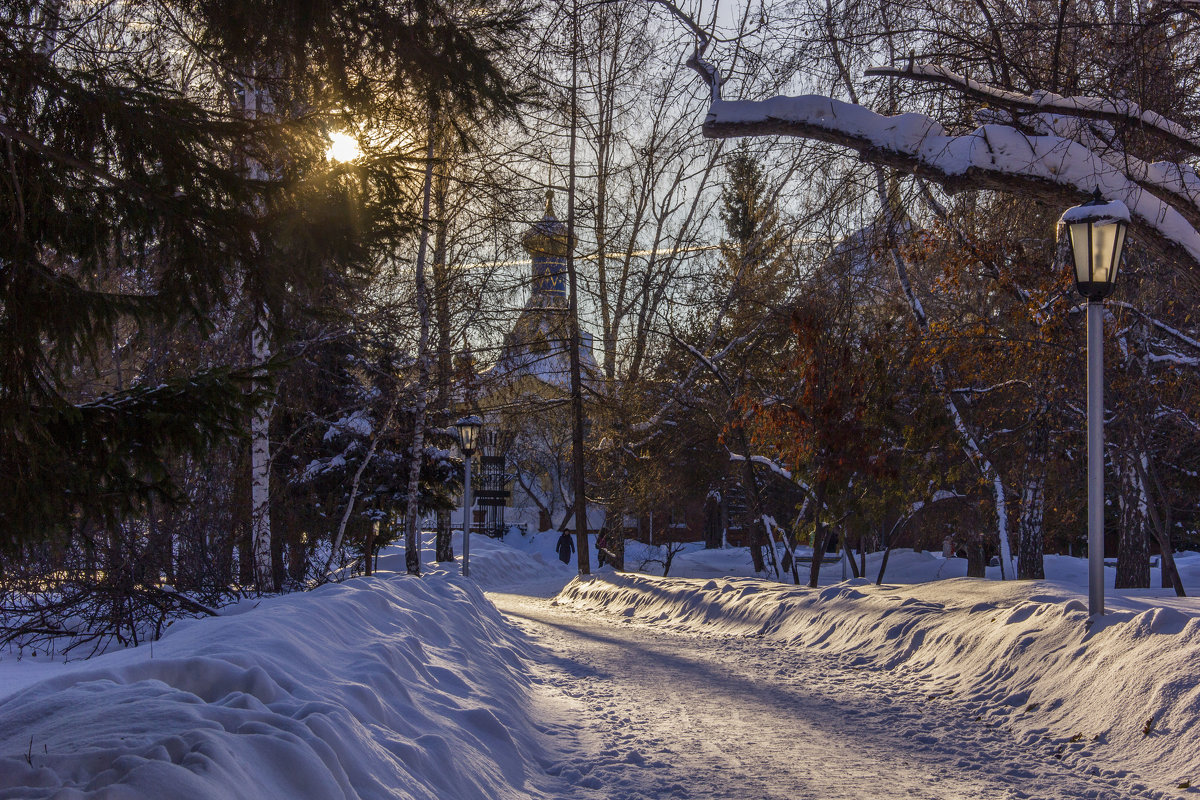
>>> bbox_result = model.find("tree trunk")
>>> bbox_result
[761,516,783,581]
[1016,415,1048,580]
[1115,450,1151,588]
[402,110,438,577]
[249,309,274,591]
[1136,456,1187,597]
[242,78,275,593]
[876,545,893,585]
[603,504,625,571]
[1159,542,1186,597]
[966,541,987,578]
[719,491,729,548]
[431,152,453,417]
[704,495,722,549]
[287,531,305,585]
[363,521,377,576]
[435,509,454,562]
[734,436,768,574]
[808,481,827,588]
[844,530,860,579]
[566,6,590,576]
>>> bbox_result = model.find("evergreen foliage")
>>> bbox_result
[0,0,529,555]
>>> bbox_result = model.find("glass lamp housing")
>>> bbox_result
[1063,192,1128,301]
[455,415,483,456]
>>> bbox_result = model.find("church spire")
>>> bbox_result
[521,188,573,304]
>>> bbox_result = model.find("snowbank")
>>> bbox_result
[555,573,1200,790]
[0,567,560,799]
[628,542,1200,591]
[477,529,614,587]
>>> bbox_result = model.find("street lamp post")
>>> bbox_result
[455,415,483,578]
[1061,190,1128,617]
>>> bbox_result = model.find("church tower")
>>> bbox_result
[522,189,571,309]
[494,191,598,385]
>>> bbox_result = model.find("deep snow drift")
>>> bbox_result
[0,547,567,800]
[556,571,1200,792]
[2,532,1199,798]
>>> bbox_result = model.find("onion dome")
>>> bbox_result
[521,190,573,257]
[521,190,573,301]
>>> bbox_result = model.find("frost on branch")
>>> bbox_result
[701,91,1200,276]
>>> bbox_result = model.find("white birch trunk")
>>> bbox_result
[242,77,275,591]
[401,119,437,575]
[1017,473,1045,578]
[250,310,273,589]
[762,516,783,581]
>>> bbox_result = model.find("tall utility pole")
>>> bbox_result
[565,0,590,575]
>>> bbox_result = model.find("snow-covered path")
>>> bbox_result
[491,589,1170,800]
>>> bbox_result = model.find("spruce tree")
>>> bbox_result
[0,0,531,550]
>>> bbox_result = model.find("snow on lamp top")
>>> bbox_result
[1059,195,1131,226]
[1061,190,1128,301]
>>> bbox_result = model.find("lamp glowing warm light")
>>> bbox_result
[1061,189,1128,301]
[326,131,362,163]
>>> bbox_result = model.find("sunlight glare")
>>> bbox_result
[326,131,362,163]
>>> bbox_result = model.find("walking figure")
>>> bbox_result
[556,531,575,565]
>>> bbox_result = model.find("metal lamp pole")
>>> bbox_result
[463,454,472,577]
[455,416,482,578]
[1086,300,1105,616]
[1062,190,1128,617]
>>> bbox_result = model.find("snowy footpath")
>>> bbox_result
[1,534,1198,799]
[500,588,1178,800]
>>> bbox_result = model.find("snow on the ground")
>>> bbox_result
[555,569,1200,793]
[626,538,1200,591]
[0,538,575,800]
[488,530,610,578]
[496,589,1178,800]
[3,530,1198,798]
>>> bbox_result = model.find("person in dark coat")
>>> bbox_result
[556,532,575,565]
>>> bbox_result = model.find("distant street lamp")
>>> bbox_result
[1062,189,1129,617]
[455,415,483,578]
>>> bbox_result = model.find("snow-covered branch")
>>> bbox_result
[950,379,1032,396]
[728,453,813,493]
[905,488,965,517]
[1110,301,1200,353]
[863,63,1200,156]
[701,96,1200,275]
[1147,351,1200,366]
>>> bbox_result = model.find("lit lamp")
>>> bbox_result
[455,415,483,578]
[1061,189,1129,617]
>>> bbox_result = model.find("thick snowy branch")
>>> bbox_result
[863,63,1200,156]
[702,95,1200,275]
